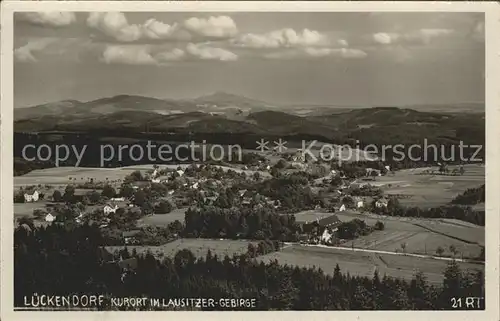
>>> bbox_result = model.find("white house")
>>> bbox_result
[151,178,161,183]
[384,165,391,172]
[321,229,333,243]
[176,170,185,177]
[110,197,125,202]
[191,182,199,189]
[152,169,158,178]
[168,190,175,195]
[45,213,55,222]
[356,200,364,209]
[104,204,119,215]
[339,204,346,212]
[375,198,389,208]
[330,169,338,176]
[24,190,39,203]
[75,213,83,224]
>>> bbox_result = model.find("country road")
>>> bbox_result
[284,242,484,264]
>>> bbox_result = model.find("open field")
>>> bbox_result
[136,208,187,227]
[14,166,139,188]
[105,238,257,259]
[257,244,484,284]
[14,162,270,188]
[353,164,484,207]
[292,210,484,259]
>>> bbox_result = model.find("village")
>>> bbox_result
[14,147,485,284]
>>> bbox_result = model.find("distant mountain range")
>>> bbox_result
[14,92,485,147]
[15,91,484,121]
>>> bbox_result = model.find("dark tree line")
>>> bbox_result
[184,206,300,241]
[14,223,484,310]
[451,185,485,205]
[373,199,485,226]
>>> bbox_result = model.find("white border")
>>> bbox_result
[1,2,499,321]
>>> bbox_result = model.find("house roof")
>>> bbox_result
[317,214,341,227]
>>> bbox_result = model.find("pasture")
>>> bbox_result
[105,238,257,260]
[136,208,187,227]
[354,164,484,207]
[14,166,137,188]
[293,210,484,259]
[257,244,484,284]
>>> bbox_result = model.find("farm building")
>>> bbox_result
[302,214,342,231]
[365,168,381,177]
[24,190,39,203]
[375,198,389,208]
[45,213,55,222]
[104,204,119,215]
[353,197,364,209]
[316,214,341,228]
[339,204,346,212]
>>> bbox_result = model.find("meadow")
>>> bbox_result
[105,238,258,260]
[257,244,484,284]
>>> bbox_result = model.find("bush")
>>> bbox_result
[155,201,173,214]
[375,221,385,231]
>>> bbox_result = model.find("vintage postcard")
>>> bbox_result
[1,1,499,321]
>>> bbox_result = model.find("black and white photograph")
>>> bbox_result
[1,2,499,319]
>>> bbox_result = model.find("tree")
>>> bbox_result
[155,201,173,214]
[436,246,444,257]
[32,209,46,219]
[374,221,385,231]
[63,185,75,203]
[52,190,63,202]
[442,260,462,304]
[400,242,407,254]
[120,184,135,198]
[88,190,101,204]
[275,159,287,169]
[101,184,116,198]
[449,245,458,258]
[133,190,147,207]
[14,190,25,203]
[18,216,35,230]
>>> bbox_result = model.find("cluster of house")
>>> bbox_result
[150,168,186,184]
[299,214,342,244]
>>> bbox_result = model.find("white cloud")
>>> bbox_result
[14,38,57,62]
[338,39,349,47]
[142,19,183,40]
[17,12,76,28]
[101,43,236,65]
[185,43,238,61]
[155,48,186,62]
[183,16,238,38]
[87,12,237,42]
[87,12,142,42]
[373,29,454,45]
[373,32,396,45]
[101,45,156,65]
[234,28,331,49]
[265,47,367,60]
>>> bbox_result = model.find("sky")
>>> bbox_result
[14,12,485,107]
